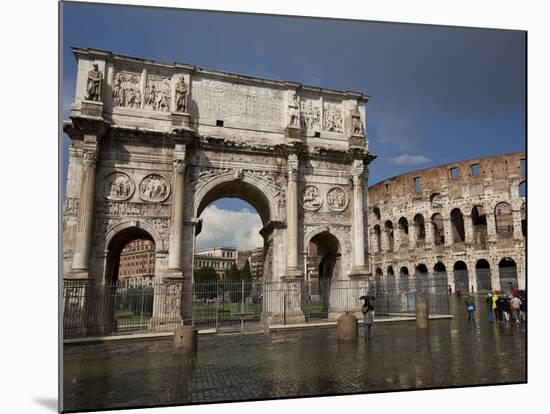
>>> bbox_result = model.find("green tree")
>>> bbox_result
[224,263,242,303]
[241,259,253,298]
[193,267,218,300]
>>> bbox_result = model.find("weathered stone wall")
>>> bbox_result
[368,152,526,291]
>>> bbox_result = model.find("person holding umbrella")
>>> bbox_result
[360,295,375,339]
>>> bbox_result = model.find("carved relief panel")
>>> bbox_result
[301,185,322,211]
[112,69,142,109]
[300,98,321,132]
[102,172,134,201]
[139,174,170,202]
[145,73,171,112]
[326,187,348,211]
[323,102,343,133]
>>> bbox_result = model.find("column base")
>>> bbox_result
[81,100,104,118]
[171,111,192,129]
[284,125,301,140]
[349,266,369,279]
[67,269,90,280]
[283,267,304,279]
[348,133,366,150]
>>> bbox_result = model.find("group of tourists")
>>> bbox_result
[464,290,526,323]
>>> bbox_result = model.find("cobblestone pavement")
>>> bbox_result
[63,297,526,412]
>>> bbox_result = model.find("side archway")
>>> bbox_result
[476,259,492,291]
[453,261,469,293]
[499,257,518,291]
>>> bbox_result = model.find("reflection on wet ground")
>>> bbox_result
[63,297,526,412]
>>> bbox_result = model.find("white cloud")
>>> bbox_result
[388,153,430,166]
[196,205,263,250]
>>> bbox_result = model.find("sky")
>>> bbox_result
[61,2,525,250]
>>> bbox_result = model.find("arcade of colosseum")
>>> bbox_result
[367,152,526,293]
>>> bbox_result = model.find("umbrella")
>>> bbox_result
[359,295,376,301]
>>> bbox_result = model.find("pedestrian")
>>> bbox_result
[510,295,522,324]
[456,288,462,301]
[486,293,494,322]
[502,296,511,322]
[496,295,504,321]
[465,294,476,321]
[492,292,499,321]
[362,298,375,339]
[448,285,452,296]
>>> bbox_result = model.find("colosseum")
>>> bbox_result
[367,151,526,294]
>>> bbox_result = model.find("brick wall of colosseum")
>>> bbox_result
[367,152,526,293]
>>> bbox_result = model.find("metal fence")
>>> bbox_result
[63,274,450,339]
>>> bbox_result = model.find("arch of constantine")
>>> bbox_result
[63,48,375,333]
[368,152,526,294]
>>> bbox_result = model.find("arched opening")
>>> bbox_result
[471,205,488,247]
[495,202,513,239]
[431,213,445,245]
[413,214,426,244]
[387,265,396,291]
[433,262,448,294]
[450,208,465,243]
[194,179,270,330]
[104,227,156,334]
[308,231,341,319]
[372,224,382,253]
[385,220,394,252]
[499,257,518,291]
[372,206,381,221]
[453,261,469,292]
[398,217,409,247]
[519,181,526,198]
[475,259,492,291]
[375,267,383,295]
[521,202,526,238]
[399,266,410,292]
[415,263,428,293]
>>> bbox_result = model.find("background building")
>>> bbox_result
[194,247,237,277]
[118,239,155,279]
[249,247,264,279]
[367,152,526,293]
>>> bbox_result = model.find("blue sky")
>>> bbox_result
[61,2,525,248]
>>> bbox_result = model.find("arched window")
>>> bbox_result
[471,205,488,247]
[414,214,426,241]
[450,208,465,243]
[519,181,526,198]
[495,202,513,238]
[398,217,409,247]
[385,220,394,252]
[373,225,382,253]
[475,259,492,291]
[431,213,445,245]
[453,261,469,292]
[499,257,518,291]
[372,206,381,221]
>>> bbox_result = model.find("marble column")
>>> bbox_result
[71,137,99,275]
[285,152,302,278]
[351,159,368,275]
[463,212,474,244]
[168,143,187,276]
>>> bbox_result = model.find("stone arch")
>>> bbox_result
[494,202,513,239]
[431,213,445,245]
[385,220,394,252]
[397,217,409,247]
[399,266,410,292]
[386,265,396,290]
[450,208,465,243]
[193,172,278,226]
[307,229,342,319]
[475,259,492,291]
[372,224,382,252]
[106,218,165,254]
[499,257,518,291]
[372,206,381,220]
[413,213,426,242]
[471,205,488,247]
[453,261,469,292]
[415,263,428,292]
[374,267,383,293]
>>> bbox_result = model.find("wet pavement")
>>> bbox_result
[63,297,526,412]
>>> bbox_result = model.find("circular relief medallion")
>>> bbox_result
[139,174,170,202]
[326,187,348,212]
[103,172,134,201]
[301,185,322,211]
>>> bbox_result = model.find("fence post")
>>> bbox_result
[215,279,219,333]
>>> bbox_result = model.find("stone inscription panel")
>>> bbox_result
[191,76,285,129]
